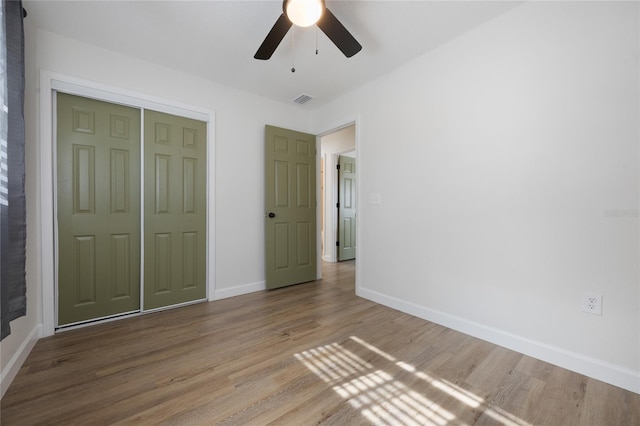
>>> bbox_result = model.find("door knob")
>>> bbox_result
[268,212,276,218]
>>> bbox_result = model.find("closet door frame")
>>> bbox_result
[40,71,216,335]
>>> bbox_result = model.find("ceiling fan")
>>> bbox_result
[254,0,362,60]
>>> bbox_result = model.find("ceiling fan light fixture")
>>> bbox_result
[285,0,324,27]
[254,0,361,60]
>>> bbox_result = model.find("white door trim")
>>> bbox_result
[39,70,216,336]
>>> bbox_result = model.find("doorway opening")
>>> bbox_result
[319,123,356,264]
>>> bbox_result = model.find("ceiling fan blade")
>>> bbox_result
[317,8,362,58]
[254,13,292,60]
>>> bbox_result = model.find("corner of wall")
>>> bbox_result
[213,280,266,301]
[1,323,42,398]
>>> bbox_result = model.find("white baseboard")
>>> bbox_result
[1,324,42,398]
[357,287,640,395]
[214,280,266,300]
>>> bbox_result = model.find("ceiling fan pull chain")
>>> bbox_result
[291,26,296,72]
[316,26,319,55]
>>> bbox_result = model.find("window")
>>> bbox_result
[1,0,27,340]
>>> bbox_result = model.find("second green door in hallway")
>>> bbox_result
[338,155,356,261]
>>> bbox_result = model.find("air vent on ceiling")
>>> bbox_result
[293,94,313,105]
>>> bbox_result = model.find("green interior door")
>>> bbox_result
[338,155,356,261]
[265,125,317,289]
[144,110,207,309]
[57,93,141,326]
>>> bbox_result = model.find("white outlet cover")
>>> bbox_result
[581,292,602,316]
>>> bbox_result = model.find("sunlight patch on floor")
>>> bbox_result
[294,336,533,426]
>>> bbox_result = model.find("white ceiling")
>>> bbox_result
[23,0,521,109]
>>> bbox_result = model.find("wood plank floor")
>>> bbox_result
[2,261,639,425]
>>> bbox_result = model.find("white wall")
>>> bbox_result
[312,1,639,393]
[320,124,355,262]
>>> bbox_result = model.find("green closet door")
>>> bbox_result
[57,93,141,326]
[144,110,207,309]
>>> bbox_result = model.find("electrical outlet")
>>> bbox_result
[581,292,602,315]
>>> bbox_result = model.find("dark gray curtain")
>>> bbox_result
[1,0,26,340]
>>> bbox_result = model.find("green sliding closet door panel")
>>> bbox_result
[57,93,141,326]
[144,110,207,309]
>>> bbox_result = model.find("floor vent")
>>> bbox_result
[293,94,313,105]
